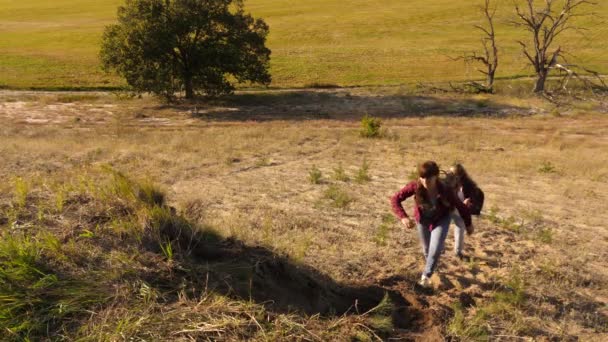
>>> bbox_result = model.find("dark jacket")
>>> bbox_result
[461,179,484,215]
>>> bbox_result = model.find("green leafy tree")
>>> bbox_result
[100,0,271,99]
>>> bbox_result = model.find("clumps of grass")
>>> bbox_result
[538,161,557,174]
[332,163,350,182]
[102,166,165,207]
[448,302,489,340]
[0,233,108,340]
[448,272,528,340]
[374,214,395,246]
[323,185,353,208]
[360,114,382,138]
[535,227,553,244]
[355,159,371,183]
[486,206,523,233]
[137,181,165,207]
[308,165,323,184]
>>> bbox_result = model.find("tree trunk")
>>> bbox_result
[533,70,548,93]
[486,70,495,93]
[184,75,194,99]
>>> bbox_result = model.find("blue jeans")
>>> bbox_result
[451,209,466,255]
[417,215,451,277]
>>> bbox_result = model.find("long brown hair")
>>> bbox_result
[452,163,477,189]
[415,161,440,207]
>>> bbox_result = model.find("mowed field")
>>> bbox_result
[1,89,607,340]
[1,0,607,89]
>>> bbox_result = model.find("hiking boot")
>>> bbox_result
[418,275,432,288]
[456,252,465,260]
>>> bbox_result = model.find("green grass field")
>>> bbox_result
[1,0,607,89]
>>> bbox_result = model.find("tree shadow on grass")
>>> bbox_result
[150,89,529,122]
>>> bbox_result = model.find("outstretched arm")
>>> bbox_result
[391,181,417,220]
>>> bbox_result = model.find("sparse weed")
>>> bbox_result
[255,157,271,167]
[355,159,371,183]
[55,187,66,213]
[360,114,382,138]
[467,256,479,272]
[137,181,165,207]
[536,227,553,244]
[486,206,523,233]
[13,177,29,208]
[364,293,394,335]
[447,302,489,340]
[332,163,350,182]
[374,214,395,246]
[538,161,557,174]
[293,233,313,262]
[351,330,373,342]
[323,185,353,208]
[159,239,174,261]
[138,281,159,304]
[449,272,527,340]
[308,165,323,184]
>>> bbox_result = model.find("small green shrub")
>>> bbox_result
[308,165,323,184]
[360,114,382,138]
[332,163,350,182]
[323,185,352,208]
[538,161,557,174]
[355,159,371,183]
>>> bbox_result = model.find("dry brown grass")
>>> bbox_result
[1,88,607,340]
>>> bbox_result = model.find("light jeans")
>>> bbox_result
[416,215,451,278]
[451,209,466,255]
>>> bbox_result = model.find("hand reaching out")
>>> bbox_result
[401,218,416,229]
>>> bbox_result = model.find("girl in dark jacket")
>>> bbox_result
[447,163,484,259]
[391,161,473,287]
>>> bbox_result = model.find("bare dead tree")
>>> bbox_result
[452,0,499,93]
[513,0,597,93]
[472,0,499,92]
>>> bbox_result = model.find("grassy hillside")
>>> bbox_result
[0,0,606,89]
[1,90,607,339]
